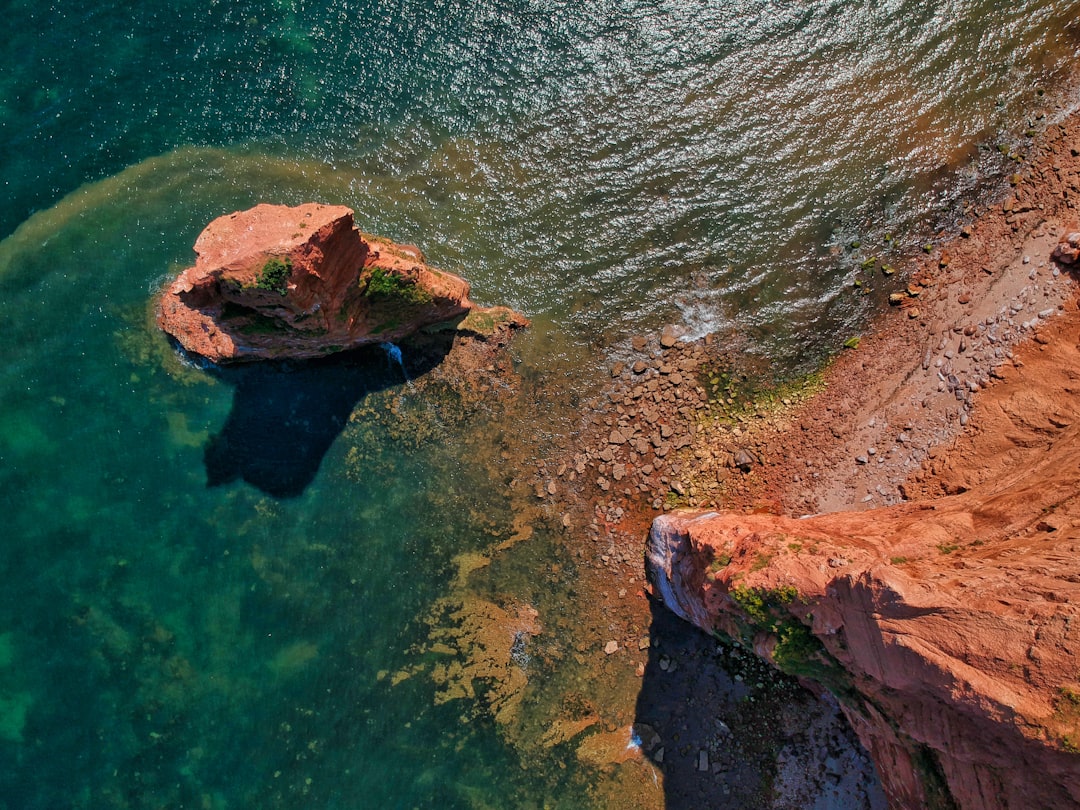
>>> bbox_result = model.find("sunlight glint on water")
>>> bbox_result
[1,0,1079,807]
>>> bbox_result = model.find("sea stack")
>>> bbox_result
[157,203,527,363]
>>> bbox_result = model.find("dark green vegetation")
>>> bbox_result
[723,581,959,806]
[708,552,733,572]
[363,267,433,307]
[728,585,799,626]
[238,314,288,336]
[255,257,292,296]
[911,744,961,810]
[724,585,856,701]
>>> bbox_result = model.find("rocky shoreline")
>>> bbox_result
[186,96,1080,809]
[538,108,1080,522]
[519,79,1080,809]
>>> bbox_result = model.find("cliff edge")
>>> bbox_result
[158,203,526,363]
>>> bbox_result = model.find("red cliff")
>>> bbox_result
[647,304,1080,808]
[158,203,525,362]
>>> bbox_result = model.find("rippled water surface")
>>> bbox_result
[2,1,1079,807]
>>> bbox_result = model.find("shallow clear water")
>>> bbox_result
[2,1,1079,807]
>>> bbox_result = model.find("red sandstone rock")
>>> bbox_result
[649,496,1080,808]
[635,91,1080,810]
[1052,230,1080,265]
[158,203,526,362]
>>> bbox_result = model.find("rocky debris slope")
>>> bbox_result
[761,118,1080,518]
[158,203,526,362]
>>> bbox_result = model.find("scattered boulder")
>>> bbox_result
[660,324,682,348]
[1051,230,1080,265]
[733,448,755,473]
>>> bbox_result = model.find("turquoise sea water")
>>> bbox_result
[2,2,1080,807]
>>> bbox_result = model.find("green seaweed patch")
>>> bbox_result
[663,490,688,510]
[697,360,830,426]
[457,311,497,336]
[255,256,292,296]
[454,309,519,337]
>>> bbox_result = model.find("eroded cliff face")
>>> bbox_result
[158,203,525,362]
[647,305,1080,809]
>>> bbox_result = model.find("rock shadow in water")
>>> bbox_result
[202,338,450,498]
[633,596,885,810]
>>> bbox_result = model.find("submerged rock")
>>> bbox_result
[157,203,527,363]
